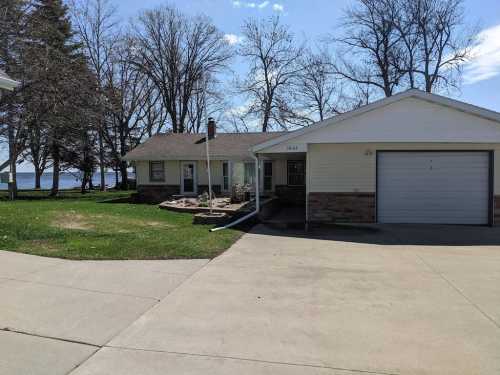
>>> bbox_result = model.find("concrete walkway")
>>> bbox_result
[2,224,500,374]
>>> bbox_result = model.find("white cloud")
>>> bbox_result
[232,1,272,10]
[224,34,244,45]
[463,24,500,85]
[272,3,284,12]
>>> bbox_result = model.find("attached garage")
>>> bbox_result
[377,151,492,225]
[252,89,500,226]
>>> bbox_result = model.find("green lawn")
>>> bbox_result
[0,190,243,260]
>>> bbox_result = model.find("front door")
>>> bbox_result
[181,162,197,195]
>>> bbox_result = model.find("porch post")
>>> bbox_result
[252,153,260,213]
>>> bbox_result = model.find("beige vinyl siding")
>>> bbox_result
[308,143,500,194]
[135,160,180,185]
[197,160,223,186]
[136,160,226,187]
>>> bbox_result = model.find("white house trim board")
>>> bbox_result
[252,89,500,153]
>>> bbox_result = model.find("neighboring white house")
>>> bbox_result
[124,89,500,226]
[0,70,18,91]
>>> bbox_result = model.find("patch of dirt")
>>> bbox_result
[143,221,171,227]
[27,239,60,253]
[51,211,174,232]
[52,213,95,231]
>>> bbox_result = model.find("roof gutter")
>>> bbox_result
[211,153,260,232]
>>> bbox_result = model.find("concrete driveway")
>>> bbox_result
[0,251,209,375]
[2,225,500,374]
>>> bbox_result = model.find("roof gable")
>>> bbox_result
[254,90,500,153]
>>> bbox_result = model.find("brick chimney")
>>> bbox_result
[207,117,216,139]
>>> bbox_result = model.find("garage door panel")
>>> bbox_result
[377,152,490,224]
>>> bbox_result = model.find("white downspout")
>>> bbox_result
[210,152,260,232]
[253,153,260,213]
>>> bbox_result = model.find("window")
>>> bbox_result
[222,161,230,191]
[287,160,305,186]
[244,162,255,186]
[263,161,273,191]
[149,161,165,182]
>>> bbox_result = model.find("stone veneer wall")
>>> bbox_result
[308,192,376,223]
[494,196,500,225]
[137,185,180,203]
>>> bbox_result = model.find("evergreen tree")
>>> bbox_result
[27,0,96,195]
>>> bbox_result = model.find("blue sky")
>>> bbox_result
[114,0,500,111]
[5,0,500,172]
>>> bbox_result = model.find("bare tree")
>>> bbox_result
[238,16,303,132]
[334,0,477,98]
[293,47,349,123]
[186,74,227,133]
[334,0,405,98]
[23,110,50,189]
[102,37,160,189]
[72,0,118,190]
[399,0,476,92]
[131,5,233,133]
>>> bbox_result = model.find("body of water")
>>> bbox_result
[0,172,135,190]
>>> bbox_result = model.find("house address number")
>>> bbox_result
[287,145,300,151]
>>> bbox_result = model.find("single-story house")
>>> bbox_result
[0,69,19,91]
[124,89,500,226]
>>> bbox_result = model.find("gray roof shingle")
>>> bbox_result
[123,132,287,161]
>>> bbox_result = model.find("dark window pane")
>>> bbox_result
[150,161,165,182]
[264,161,273,176]
[287,160,305,186]
[264,161,273,190]
[244,163,255,185]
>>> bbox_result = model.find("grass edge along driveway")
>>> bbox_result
[0,191,243,260]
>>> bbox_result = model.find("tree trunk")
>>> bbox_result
[120,161,128,190]
[50,144,60,197]
[8,159,17,201]
[8,122,17,200]
[34,167,42,190]
[80,172,87,194]
[98,129,106,191]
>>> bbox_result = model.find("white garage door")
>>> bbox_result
[377,151,490,224]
